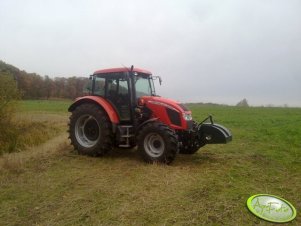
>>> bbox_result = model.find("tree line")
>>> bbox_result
[0,60,89,100]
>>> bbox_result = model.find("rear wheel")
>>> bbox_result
[137,122,178,164]
[68,104,113,156]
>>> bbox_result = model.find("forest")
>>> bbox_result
[0,60,88,100]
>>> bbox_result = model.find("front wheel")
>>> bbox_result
[137,122,178,164]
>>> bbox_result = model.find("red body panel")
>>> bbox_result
[69,96,120,124]
[94,67,152,75]
[141,96,191,130]
[70,67,191,130]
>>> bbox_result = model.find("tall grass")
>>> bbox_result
[0,73,20,154]
[0,99,70,155]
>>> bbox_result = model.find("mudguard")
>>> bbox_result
[198,123,232,144]
[68,96,120,124]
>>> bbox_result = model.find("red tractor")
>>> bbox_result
[68,66,232,164]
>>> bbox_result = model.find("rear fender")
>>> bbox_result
[198,123,232,144]
[68,96,120,124]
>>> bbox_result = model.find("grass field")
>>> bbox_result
[0,100,300,225]
[18,99,72,113]
[0,100,72,154]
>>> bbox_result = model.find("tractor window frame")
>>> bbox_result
[93,72,132,121]
[92,76,106,96]
[134,73,156,98]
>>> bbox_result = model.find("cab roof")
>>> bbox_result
[93,67,152,75]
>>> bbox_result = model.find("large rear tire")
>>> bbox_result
[137,122,178,164]
[68,104,113,156]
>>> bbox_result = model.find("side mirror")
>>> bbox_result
[89,75,93,80]
[159,76,162,85]
[153,76,162,85]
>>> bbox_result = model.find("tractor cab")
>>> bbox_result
[87,68,156,122]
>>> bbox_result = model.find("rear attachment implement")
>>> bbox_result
[197,115,232,145]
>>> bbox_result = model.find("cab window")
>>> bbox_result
[93,77,105,96]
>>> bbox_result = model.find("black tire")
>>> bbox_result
[137,122,178,164]
[68,103,113,156]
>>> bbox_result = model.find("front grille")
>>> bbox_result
[166,108,181,126]
[186,120,194,130]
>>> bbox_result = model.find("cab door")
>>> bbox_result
[106,76,131,121]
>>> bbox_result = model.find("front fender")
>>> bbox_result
[135,118,159,135]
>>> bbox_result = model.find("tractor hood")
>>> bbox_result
[139,96,192,130]
[140,96,190,114]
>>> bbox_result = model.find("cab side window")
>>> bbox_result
[94,77,105,96]
[106,77,130,121]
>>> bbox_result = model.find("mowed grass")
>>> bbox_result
[0,101,300,225]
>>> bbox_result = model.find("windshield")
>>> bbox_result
[135,73,156,98]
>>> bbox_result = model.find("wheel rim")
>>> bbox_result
[144,133,165,157]
[75,114,100,148]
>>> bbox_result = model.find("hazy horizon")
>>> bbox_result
[1,0,300,107]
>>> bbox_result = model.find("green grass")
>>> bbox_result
[0,102,300,225]
[0,99,71,154]
[18,99,72,113]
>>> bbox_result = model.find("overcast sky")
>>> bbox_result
[0,0,300,106]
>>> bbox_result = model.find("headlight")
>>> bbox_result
[183,112,192,120]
